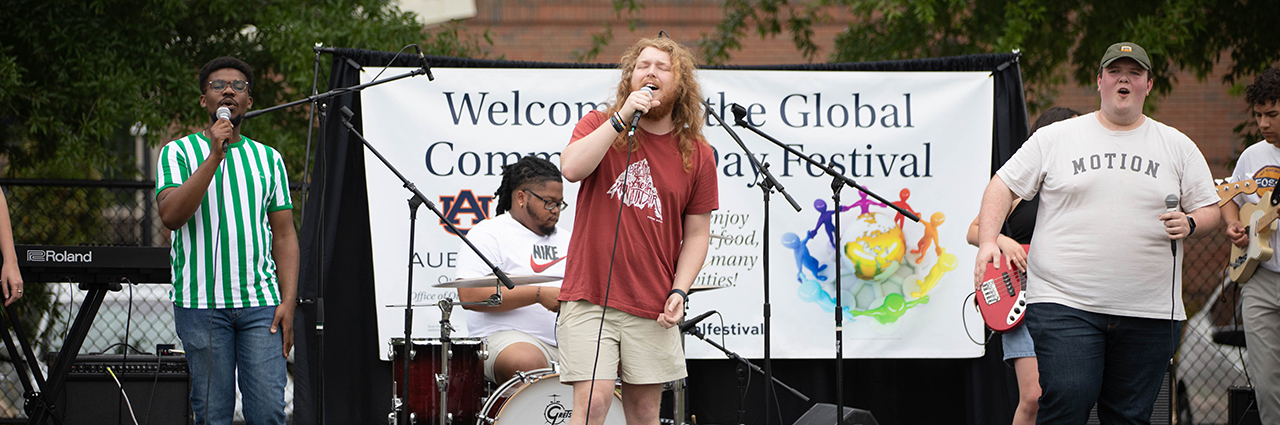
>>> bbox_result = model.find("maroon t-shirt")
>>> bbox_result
[559,111,720,319]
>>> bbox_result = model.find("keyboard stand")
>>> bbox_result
[9,280,124,425]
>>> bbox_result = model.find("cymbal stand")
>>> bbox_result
[433,295,498,425]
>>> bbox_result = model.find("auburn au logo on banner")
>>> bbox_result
[439,190,493,236]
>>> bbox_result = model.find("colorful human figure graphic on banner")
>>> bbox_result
[783,187,958,324]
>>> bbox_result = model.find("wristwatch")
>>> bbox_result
[1187,216,1197,236]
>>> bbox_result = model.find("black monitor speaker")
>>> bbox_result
[793,403,879,425]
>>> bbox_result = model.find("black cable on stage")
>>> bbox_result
[583,112,641,424]
[961,292,993,346]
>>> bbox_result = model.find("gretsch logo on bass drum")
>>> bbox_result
[543,394,570,425]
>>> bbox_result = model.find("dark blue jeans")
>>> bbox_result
[175,305,287,425]
[1026,303,1180,424]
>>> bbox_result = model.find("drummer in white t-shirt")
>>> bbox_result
[455,156,570,383]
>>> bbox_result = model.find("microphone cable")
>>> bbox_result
[204,141,230,424]
[583,112,640,424]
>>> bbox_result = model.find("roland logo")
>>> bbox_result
[26,250,93,263]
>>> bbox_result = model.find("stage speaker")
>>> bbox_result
[1229,386,1262,425]
[792,403,879,425]
[50,353,191,425]
[1086,366,1172,425]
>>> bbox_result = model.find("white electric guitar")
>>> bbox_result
[1227,188,1280,284]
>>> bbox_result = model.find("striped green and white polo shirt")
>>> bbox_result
[156,133,293,309]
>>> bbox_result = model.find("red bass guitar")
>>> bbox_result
[976,244,1029,333]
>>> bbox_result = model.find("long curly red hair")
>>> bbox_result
[608,37,707,172]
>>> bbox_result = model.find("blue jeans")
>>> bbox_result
[175,305,286,425]
[1026,303,1179,424]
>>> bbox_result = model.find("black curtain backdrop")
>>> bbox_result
[293,49,1029,425]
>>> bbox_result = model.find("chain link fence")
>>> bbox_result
[1181,231,1255,425]
[0,179,301,424]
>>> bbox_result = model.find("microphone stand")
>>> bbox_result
[247,52,432,425]
[302,44,325,425]
[729,103,919,424]
[706,101,800,425]
[337,106,514,425]
[244,65,431,121]
[685,326,811,404]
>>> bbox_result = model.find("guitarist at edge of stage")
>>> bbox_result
[1219,67,1280,425]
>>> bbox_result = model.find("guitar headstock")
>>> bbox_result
[1217,179,1259,206]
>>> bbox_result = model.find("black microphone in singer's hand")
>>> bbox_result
[628,85,656,139]
[1166,194,1180,256]
[216,107,232,153]
[680,309,717,333]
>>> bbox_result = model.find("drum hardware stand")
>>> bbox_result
[336,107,514,425]
[706,101,801,425]
[728,104,919,425]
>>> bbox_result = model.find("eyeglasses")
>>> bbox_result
[523,190,569,211]
[208,79,250,93]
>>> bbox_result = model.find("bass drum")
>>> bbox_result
[479,369,625,425]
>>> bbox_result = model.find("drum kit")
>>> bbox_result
[388,274,632,425]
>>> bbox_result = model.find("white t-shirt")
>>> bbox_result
[996,113,1218,320]
[455,213,568,346]
[1229,140,1280,273]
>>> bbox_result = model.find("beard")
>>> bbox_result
[525,202,557,236]
[646,88,677,119]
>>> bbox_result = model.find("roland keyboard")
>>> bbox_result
[16,244,170,286]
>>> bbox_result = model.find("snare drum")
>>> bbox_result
[390,338,488,424]
[479,369,625,424]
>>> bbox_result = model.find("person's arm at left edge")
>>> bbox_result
[657,212,711,328]
[0,190,22,306]
[268,208,299,357]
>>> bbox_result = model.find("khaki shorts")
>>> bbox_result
[556,300,686,385]
[482,330,560,383]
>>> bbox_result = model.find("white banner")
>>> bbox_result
[361,67,993,360]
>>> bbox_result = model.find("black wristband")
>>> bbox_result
[1187,216,1196,236]
[668,288,688,304]
[609,113,625,133]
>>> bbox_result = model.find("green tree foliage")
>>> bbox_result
[697,0,1279,114]
[0,0,493,180]
[0,0,494,357]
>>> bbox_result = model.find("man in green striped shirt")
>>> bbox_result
[156,56,298,425]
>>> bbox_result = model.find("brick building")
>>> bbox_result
[455,0,1251,177]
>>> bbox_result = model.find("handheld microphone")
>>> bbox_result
[680,309,717,333]
[216,107,232,153]
[1166,194,1179,256]
[628,85,656,139]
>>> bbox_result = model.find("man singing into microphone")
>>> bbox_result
[156,56,297,424]
[973,42,1218,422]
[558,36,718,425]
